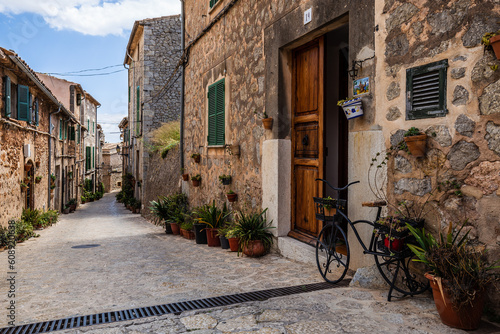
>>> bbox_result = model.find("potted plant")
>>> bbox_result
[481,30,500,60]
[261,112,273,130]
[219,174,232,185]
[181,168,189,181]
[225,226,240,252]
[407,223,499,330]
[180,220,195,240]
[234,208,274,257]
[194,201,231,247]
[403,127,427,157]
[337,97,364,120]
[217,222,235,250]
[374,216,416,252]
[191,153,201,163]
[191,174,201,187]
[191,206,208,244]
[20,182,28,191]
[133,200,141,214]
[63,205,70,214]
[24,164,32,171]
[81,195,87,204]
[226,190,237,202]
[35,176,42,183]
[68,198,77,212]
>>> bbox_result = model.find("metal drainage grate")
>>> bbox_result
[0,281,349,334]
[71,244,100,249]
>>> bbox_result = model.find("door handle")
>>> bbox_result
[302,134,309,146]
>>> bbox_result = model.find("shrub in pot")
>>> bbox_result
[180,219,195,240]
[191,174,201,187]
[234,208,274,257]
[403,127,427,157]
[407,222,499,330]
[149,193,188,235]
[194,200,231,247]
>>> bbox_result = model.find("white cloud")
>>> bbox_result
[0,0,181,36]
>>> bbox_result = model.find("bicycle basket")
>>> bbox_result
[313,197,347,221]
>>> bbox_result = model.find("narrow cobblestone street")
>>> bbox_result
[1,193,499,333]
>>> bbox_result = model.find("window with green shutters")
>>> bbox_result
[59,119,63,140]
[209,0,220,8]
[17,85,30,122]
[406,59,448,120]
[136,85,141,135]
[4,76,11,118]
[207,79,225,146]
[86,146,91,170]
[92,147,95,169]
[77,125,81,144]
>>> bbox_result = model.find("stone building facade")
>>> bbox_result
[102,143,122,193]
[0,47,80,226]
[37,74,102,203]
[123,15,182,206]
[181,0,500,310]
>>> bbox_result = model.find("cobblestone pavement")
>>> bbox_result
[1,193,499,333]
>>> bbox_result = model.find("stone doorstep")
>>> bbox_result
[277,236,316,265]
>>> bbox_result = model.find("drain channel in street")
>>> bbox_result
[0,281,349,334]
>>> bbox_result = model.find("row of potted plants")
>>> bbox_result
[181,170,238,202]
[149,195,274,257]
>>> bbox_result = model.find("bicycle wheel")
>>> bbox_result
[372,234,429,296]
[316,223,350,284]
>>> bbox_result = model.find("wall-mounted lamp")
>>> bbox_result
[116,145,128,156]
[348,60,364,80]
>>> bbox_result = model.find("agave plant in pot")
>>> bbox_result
[234,208,274,257]
[407,222,499,330]
[194,200,231,247]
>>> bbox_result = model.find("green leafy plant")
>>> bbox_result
[149,193,189,226]
[35,176,42,182]
[219,174,231,183]
[234,208,274,254]
[193,200,230,229]
[191,153,200,159]
[481,30,500,50]
[191,174,201,181]
[50,173,56,182]
[227,189,235,195]
[407,222,499,310]
[404,126,423,137]
[147,120,180,155]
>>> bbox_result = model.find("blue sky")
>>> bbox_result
[0,0,181,142]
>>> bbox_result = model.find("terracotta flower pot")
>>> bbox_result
[228,237,240,252]
[243,240,266,257]
[226,193,237,202]
[24,165,32,171]
[425,273,486,330]
[170,222,180,235]
[262,117,273,130]
[182,173,189,181]
[206,228,221,247]
[192,155,201,163]
[192,179,200,187]
[181,229,195,240]
[490,34,500,60]
[404,134,427,157]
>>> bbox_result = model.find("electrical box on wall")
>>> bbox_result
[24,144,31,158]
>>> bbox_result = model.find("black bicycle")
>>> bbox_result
[314,179,429,301]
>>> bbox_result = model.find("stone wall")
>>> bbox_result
[0,67,53,227]
[142,146,181,223]
[375,0,500,312]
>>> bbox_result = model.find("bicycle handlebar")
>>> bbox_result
[315,179,360,191]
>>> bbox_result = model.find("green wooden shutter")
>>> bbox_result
[215,79,225,145]
[34,98,39,126]
[65,121,68,139]
[4,76,11,118]
[17,85,29,121]
[207,79,225,146]
[92,147,95,169]
[406,59,448,120]
[210,0,220,8]
[59,119,63,140]
[128,86,131,103]
[86,147,91,170]
[77,125,81,144]
[136,85,140,135]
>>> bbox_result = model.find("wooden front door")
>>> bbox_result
[290,37,324,240]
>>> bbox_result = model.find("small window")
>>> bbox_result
[209,0,220,9]
[76,93,82,106]
[86,146,91,171]
[3,76,11,118]
[59,119,63,140]
[207,78,225,146]
[406,59,448,120]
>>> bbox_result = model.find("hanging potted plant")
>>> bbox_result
[191,153,201,163]
[181,168,189,181]
[20,182,28,191]
[407,223,499,330]
[481,30,500,60]
[261,112,273,130]
[219,174,231,185]
[337,97,364,120]
[191,174,201,187]
[226,190,237,202]
[403,127,427,157]
[24,164,32,171]
[35,176,42,183]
